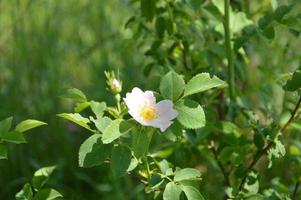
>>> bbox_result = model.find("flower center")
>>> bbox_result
[140,105,158,121]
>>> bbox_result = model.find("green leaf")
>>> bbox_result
[155,16,165,38]
[90,101,106,118]
[267,135,286,168]
[163,182,182,200]
[254,132,265,149]
[165,18,174,35]
[2,131,26,144]
[160,71,185,101]
[218,147,234,162]
[175,100,206,129]
[212,0,224,14]
[57,113,95,132]
[91,117,112,133]
[230,12,253,34]
[184,73,226,97]
[15,183,33,200]
[15,120,47,133]
[0,143,8,159]
[111,145,132,177]
[60,88,87,102]
[34,166,56,177]
[127,157,139,172]
[102,119,123,144]
[78,134,112,168]
[141,0,156,22]
[270,0,278,10]
[284,70,301,91]
[174,168,201,182]
[0,116,13,138]
[274,5,293,23]
[32,166,56,190]
[243,171,259,195]
[181,186,205,200]
[33,188,63,200]
[131,128,153,158]
[74,101,90,113]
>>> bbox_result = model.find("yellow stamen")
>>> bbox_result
[140,105,158,121]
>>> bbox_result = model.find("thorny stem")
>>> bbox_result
[237,95,301,193]
[209,141,230,199]
[224,0,235,103]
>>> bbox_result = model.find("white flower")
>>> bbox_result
[123,87,178,132]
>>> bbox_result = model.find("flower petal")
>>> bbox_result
[156,100,178,120]
[148,120,173,132]
[124,88,177,132]
[123,87,144,113]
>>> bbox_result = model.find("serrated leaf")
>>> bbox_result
[15,120,47,133]
[0,116,13,138]
[163,182,182,200]
[0,143,8,159]
[15,183,33,200]
[102,119,123,144]
[183,73,226,97]
[79,134,112,168]
[61,88,87,102]
[175,100,206,129]
[131,128,153,158]
[32,166,56,190]
[160,71,185,101]
[174,168,201,182]
[111,145,132,177]
[57,113,95,132]
[33,188,63,200]
[181,185,205,200]
[284,70,301,91]
[90,101,106,118]
[2,131,26,144]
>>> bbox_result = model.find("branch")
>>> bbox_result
[280,96,301,133]
[209,141,230,199]
[237,95,301,192]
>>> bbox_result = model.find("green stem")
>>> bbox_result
[143,156,151,180]
[224,0,235,102]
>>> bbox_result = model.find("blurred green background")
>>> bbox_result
[0,0,301,199]
[0,0,147,199]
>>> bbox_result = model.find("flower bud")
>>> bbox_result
[105,70,122,94]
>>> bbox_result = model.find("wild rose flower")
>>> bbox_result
[123,87,178,132]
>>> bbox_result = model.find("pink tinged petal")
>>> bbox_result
[143,90,156,106]
[148,120,173,132]
[146,100,178,132]
[156,100,178,120]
